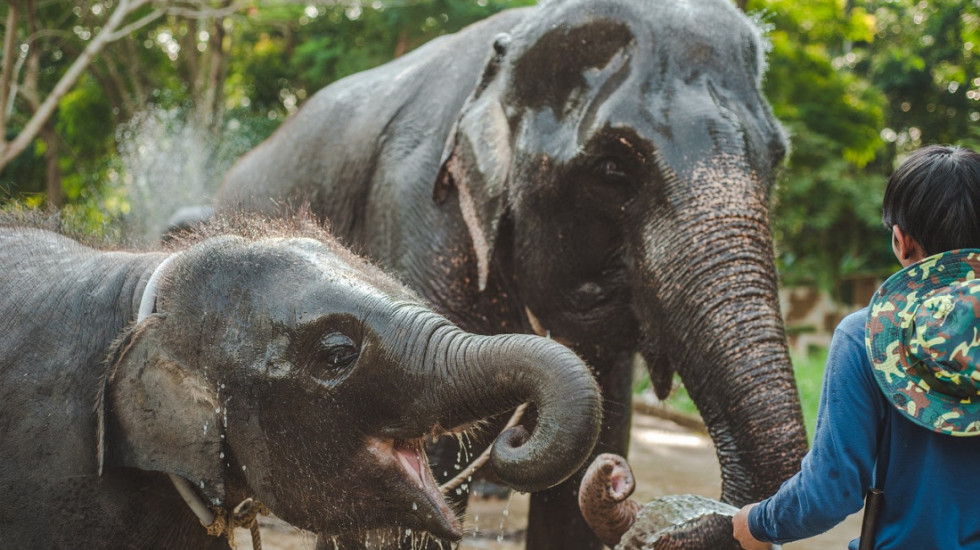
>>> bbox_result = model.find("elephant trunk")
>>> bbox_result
[385,306,603,493]
[635,165,808,506]
[578,453,642,547]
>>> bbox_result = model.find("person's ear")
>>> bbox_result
[892,225,925,266]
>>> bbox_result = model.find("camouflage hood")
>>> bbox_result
[866,249,980,437]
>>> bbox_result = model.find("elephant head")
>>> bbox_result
[99,220,602,541]
[437,0,806,506]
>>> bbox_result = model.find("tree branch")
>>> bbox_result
[105,7,166,42]
[0,0,21,142]
[0,0,164,170]
[163,1,244,20]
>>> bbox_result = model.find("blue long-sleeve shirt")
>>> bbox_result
[748,308,980,549]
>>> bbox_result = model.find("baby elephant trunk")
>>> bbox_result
[419,324,603,493]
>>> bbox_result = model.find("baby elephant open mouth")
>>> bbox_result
[370,438,461,541]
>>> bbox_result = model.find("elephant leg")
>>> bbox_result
[526,352,634,550]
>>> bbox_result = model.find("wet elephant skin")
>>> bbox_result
[217,0,809,548]
[0,217,600,548]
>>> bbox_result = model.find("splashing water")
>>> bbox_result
[496,491,514,543]
[114,107,262,244]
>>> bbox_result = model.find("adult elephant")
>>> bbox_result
[217,0,809,548]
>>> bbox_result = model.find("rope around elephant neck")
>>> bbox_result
[138,253,267,550]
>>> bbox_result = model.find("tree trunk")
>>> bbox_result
[41,122,62,208]
[0,0,21,142]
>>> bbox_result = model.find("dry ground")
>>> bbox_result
[235,411,862,550]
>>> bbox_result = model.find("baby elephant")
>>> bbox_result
[0,216,602,549]
[579,454,745,549]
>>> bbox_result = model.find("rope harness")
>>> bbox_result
[138,255,269,549]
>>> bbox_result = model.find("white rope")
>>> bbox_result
[137,254,218,529]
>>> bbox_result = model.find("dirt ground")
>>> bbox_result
[236,411,862,550]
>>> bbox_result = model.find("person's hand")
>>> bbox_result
[732,503,772,550]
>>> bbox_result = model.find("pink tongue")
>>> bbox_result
[396,443,425,485]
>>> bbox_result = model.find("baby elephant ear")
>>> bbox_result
[99,320,225,506]
[435,33,513,292]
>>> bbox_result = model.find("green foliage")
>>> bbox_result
[859,0,980,150]
[2,0,978,281]
[57,76,115,156]
[226,0,533,120]
[749,0,892,293]
[790,347,828,443]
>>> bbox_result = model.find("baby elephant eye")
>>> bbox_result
[596,156,627,179]
[318,333,359,369]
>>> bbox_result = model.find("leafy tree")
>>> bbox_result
[225,0,534,121]
[749,0,891,294]
[0,0,242,222]
[2,0,977,288]
[857,0,980,151]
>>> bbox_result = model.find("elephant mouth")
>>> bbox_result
[394,439,435,491]
[365,437,462,541]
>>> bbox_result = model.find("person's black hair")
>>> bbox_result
[881,145,980,256]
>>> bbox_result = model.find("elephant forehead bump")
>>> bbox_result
[280,239,397,298]
[510,19,635,115]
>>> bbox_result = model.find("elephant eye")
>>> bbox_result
[316,333,359,370]
[596,156,627,180]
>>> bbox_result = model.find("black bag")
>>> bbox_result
[858,412,890,550]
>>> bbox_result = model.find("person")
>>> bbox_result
[732,144,980,550]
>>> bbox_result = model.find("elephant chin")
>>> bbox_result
[364,437,462,541]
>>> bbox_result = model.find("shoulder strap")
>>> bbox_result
[872,406,891,490]
[858,403,890,550]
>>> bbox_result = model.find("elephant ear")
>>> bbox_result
[98,320,225,506]
[435,33,514,292]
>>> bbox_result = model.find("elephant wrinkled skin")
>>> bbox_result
[0,216,601,549]
[217,0,809,548]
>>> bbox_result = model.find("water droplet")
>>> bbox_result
[242,465,247,471]
[411,502,418,511]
